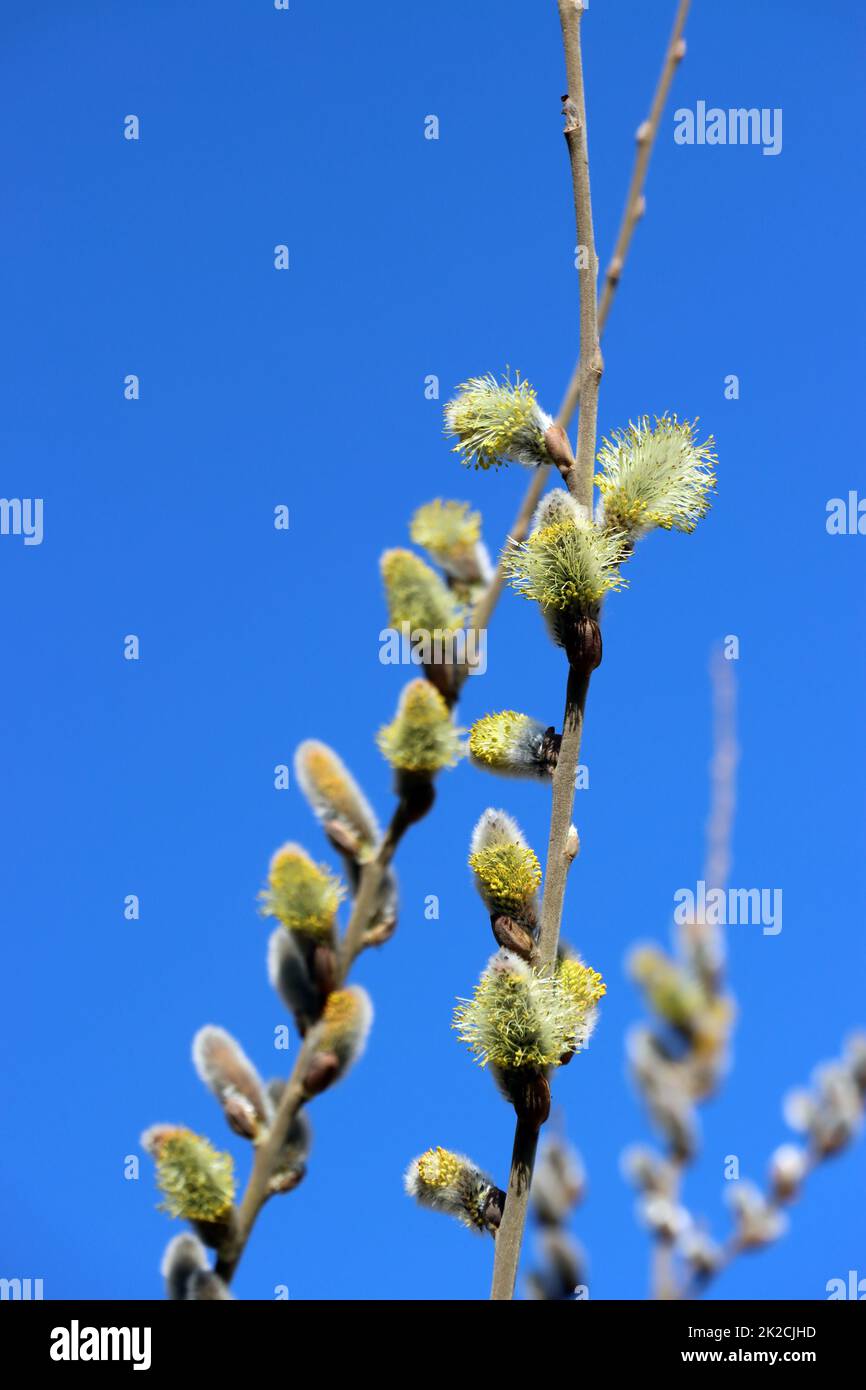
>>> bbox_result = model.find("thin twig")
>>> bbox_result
[703,650,739,893]
[336,801,415,984]
[558,3,603,510]
[680,1155,818,1302]
[650,1156,686,1299]
[558,0,691,427]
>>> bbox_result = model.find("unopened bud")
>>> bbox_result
[544,423,577,480]
[491,913,536,960]
[302,1051,341,1097]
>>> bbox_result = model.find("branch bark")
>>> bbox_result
[558,0,603,511]
[489,0,602,1300]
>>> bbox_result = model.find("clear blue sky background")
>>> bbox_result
[2,1,864,1301]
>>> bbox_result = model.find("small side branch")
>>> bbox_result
[216,799,419,1285]
[558,0,690,426]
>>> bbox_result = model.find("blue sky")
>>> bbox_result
[1,0,864,1301]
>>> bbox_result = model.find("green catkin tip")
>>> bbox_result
[503,518,628,613]
[404,1146,500,1233]
[595,414,717,536]
[453,949,605,1072]
[469,710,552,779]
[444,372,553,471]
[144,1127,235,1222]
[376,679,464,773]
[380,548,463,632]
[260,843,344,938]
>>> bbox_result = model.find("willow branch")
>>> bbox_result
[680,1151,819,1302]
[489,0,601,1300]
[703,650,739,893]
[558,0,690,426]
[648,652,738,1299]
[215,799,417,1285]
[472,0,690,630]
[215,1042,310,1283]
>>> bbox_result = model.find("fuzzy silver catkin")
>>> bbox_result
[161,1234,235,1300]
[294,740,381,865]
[444,373,555,471]
[192,1025,271,1138]
[161,1233,209,1301]
[404,1146,502,1233]
[409,498,493,585]
[470,807,530,856]
[531,488,591,533]
[302,987,374,1096]
[594,414,717,537]
[469,711,554,780]
[267,927,322,1035]
[467,808,542,922]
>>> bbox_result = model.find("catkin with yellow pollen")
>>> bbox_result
[294,740,381,863]
[469,710,556,780]
[444,372,554,470]
[469,842,542,917]
[376,679,463,774]
[142,1126,235,1223]
[595,415,717,536]
[259,843,344,939]
[404,1146,503,1234]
